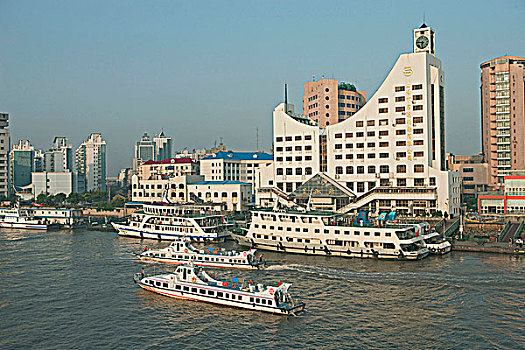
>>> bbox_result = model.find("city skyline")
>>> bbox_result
[1,0,524,175]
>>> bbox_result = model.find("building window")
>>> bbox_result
[396,140,406,146]
[413,117,423,123]
[346,166,353,174]
[413,95,423,101]
[413,105,423,111]
[367,131,375,137]
[414,178,425,186]
[378,108,388,113]
[367,142,375,148]
[305,135,312,140]
[396,152,406,158]
[368,165,376,173]
[396,130,406,135]
[335,133,343,139]
[395,118,405,124]
[463,168,474,173]
[395,96,405,102]
[397,178,406,187]
[414,151,424,158]
[379,130,388,136]
[412,84,423,90]
[295,135,302,141]
[395,107,405,113]
[379,153,389,158]
[357,166,364,174]
[296,168,302,175]
[368,153,376,159]
[414,164,424,173]
[305,167,313,175]
[356,121,364,127]
[357,154,364,159]
[356,132,364,138]
[430,177,436,186]
[286,168,293,175]
[335,144,343,149]
[378,98,388,103]
[346,143,353,149]
[276,137,283,142]
[414,128,424,134]
[395,86,405,92]
[397,165,406,173]
[380,165,389,173]
[414,140,424,146]
[379,142,388,147]
[285,136,292,141]
[336,166,343,174]
[367,120,375,126]
[345,132,353,138]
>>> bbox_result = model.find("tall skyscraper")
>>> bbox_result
[76,133,107,192]
[133,132,155,170]
[480,56,525,187]
[43,136,74,172]
[303,79,366,127]
[153,130,172,161]
[9,139,35,192]
[0,113,10,198]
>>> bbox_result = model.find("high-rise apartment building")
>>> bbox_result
[0,113,10,198]
[265,24,460,217]
[43,136,74,172]
[153,131,172,161]
[480,56,525,187]
[9,139,35,191]
[76,133,107,192]
[303,79,366,127]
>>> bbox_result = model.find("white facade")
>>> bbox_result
[0,113,10,198]
[32,172,84,197]
[131,174,204,203]
[43,137,74,172]
[76,133,106,192]
[200,152,273,191]
[187,181,252,211]
[266,25,460,217]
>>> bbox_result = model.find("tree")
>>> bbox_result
[67,192,82,205]
[54,193,67,205]
[36,193,49,205]
[111,195,126,208]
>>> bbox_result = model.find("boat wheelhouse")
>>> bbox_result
[112,203,231,241]
[422,231,452,254]
[133,264,305,315]
[232,209,429,260]
[0,207,61,230]
[137,239,265,269]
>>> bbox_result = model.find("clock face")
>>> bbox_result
[416,35,429,49]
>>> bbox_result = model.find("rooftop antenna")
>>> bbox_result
[220,137,223,145]
[313,74,315,81]
[284,83,288,113]
[423,12,426,25]
[256,127,259,150]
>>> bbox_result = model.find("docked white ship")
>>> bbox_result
[112,203,231,241]
[232,209,429,260]
[133,264,305,315]
[0,207,60,230]
[137,239,265,269]
[422,230,452,254]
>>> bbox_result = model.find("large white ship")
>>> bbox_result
[112,203,231,241]
[0,207,60,230]
[231,209,429,260]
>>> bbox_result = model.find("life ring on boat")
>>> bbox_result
[247,280,254,285]
[191,277,196,283]
[430,247,436,253]
[268,288,274,295]
[232,283,238,289]
[243,251,247,257]
[184,248,188,253]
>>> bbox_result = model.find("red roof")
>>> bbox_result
[143,158,195,165]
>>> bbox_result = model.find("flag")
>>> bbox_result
[386,211,397,221]
[378,212,387,220]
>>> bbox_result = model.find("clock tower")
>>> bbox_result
[413,24,435,55]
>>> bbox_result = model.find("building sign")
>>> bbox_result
[405,83,413,161]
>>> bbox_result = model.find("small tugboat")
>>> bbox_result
[134,264,305,315]
[136,239,265,269]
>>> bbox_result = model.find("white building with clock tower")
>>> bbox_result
[256,24,460,217]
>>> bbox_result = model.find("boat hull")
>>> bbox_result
[0,222,53,230]
[231,232,428,260]
[136,281,304,315]
[137,255,260,269]
[113,223,228,242]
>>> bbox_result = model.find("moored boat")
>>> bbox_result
[0,207,61,230]
[422,231,452,254]
[133,264,305,315]
[136,239,265,269]
[112,203,231,241]
[231,209,429,260]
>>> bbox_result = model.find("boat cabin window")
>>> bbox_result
[217,292,223,297]
[354,231,360,235]
[268,300,273,306]
[344,231,350,235]
[256,298,260,304]
[335,230,340,235]
[270,226,274,230]
[207,290,214,296]
[364,232,370,236]
[156,281,161,287]
[163,283,168,288]
[303,228,308,233]
[261,299,266,305]
[315,229,320,234]
[295,228,300,232]
[278,226,283,231]
[374,232,380,237]
[175,285,181,290]
[286,227,292,232]
[191,287,197,293]
[385,232,391,237]
[384,243,395,249]
[271,236,276,241]
[238,295,242,300]
[250,297,254,302]
[262,225,266,229]
[254,224,259,228]
[305,239,310,243]
[183,286,189,291]
[324,229,329,234]
[225,293,229,298]
[200,289,205,294]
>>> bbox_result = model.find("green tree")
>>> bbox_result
[67,192,82,205]
[54,193,67,205]
[111,195,126,208]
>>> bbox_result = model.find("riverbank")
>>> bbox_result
[452,240,525,254]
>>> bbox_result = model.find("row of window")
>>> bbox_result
[378,95,423,103]
[276,135,313,142]
[333,150,424,160]
[254,226,393,237]
[334,140,424,149]
[277,168,313,176]
[276,145,313,152]
[335,164,425,174]
[276,156,313,162]
[395,84,423,92]
[338,95,361,101]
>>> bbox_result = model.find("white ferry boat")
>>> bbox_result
[0,207,60,230]
[422,231,452,254]
[112,203,231,241]
[231,209,429,260]
[133,264,305,315]
[136,239,265,269]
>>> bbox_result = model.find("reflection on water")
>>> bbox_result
[0,230,523,349]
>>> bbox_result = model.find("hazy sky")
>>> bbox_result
[1,0,524,176]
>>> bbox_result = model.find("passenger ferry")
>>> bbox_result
[231,209,429,260]
[133,264,305,315]
[136,239,265,269]
[422,231,452,255]
[0,207,60,230]
[112,203,231,241]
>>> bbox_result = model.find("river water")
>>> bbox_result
[0,229,523,349]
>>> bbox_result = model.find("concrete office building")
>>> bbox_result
[153,131,172,161]
[480,56,525,188]
[9,139,35,191]
[43,137,74,172]
[303,79,366,127]
[76,133,106,192]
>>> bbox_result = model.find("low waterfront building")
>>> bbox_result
[32,171,85,197]
[186,180,252,211]
[447,153,490,197]
[200,151,273,193]
[27,207,85,228]
[131,157,202,203]
[478,174,525,214]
